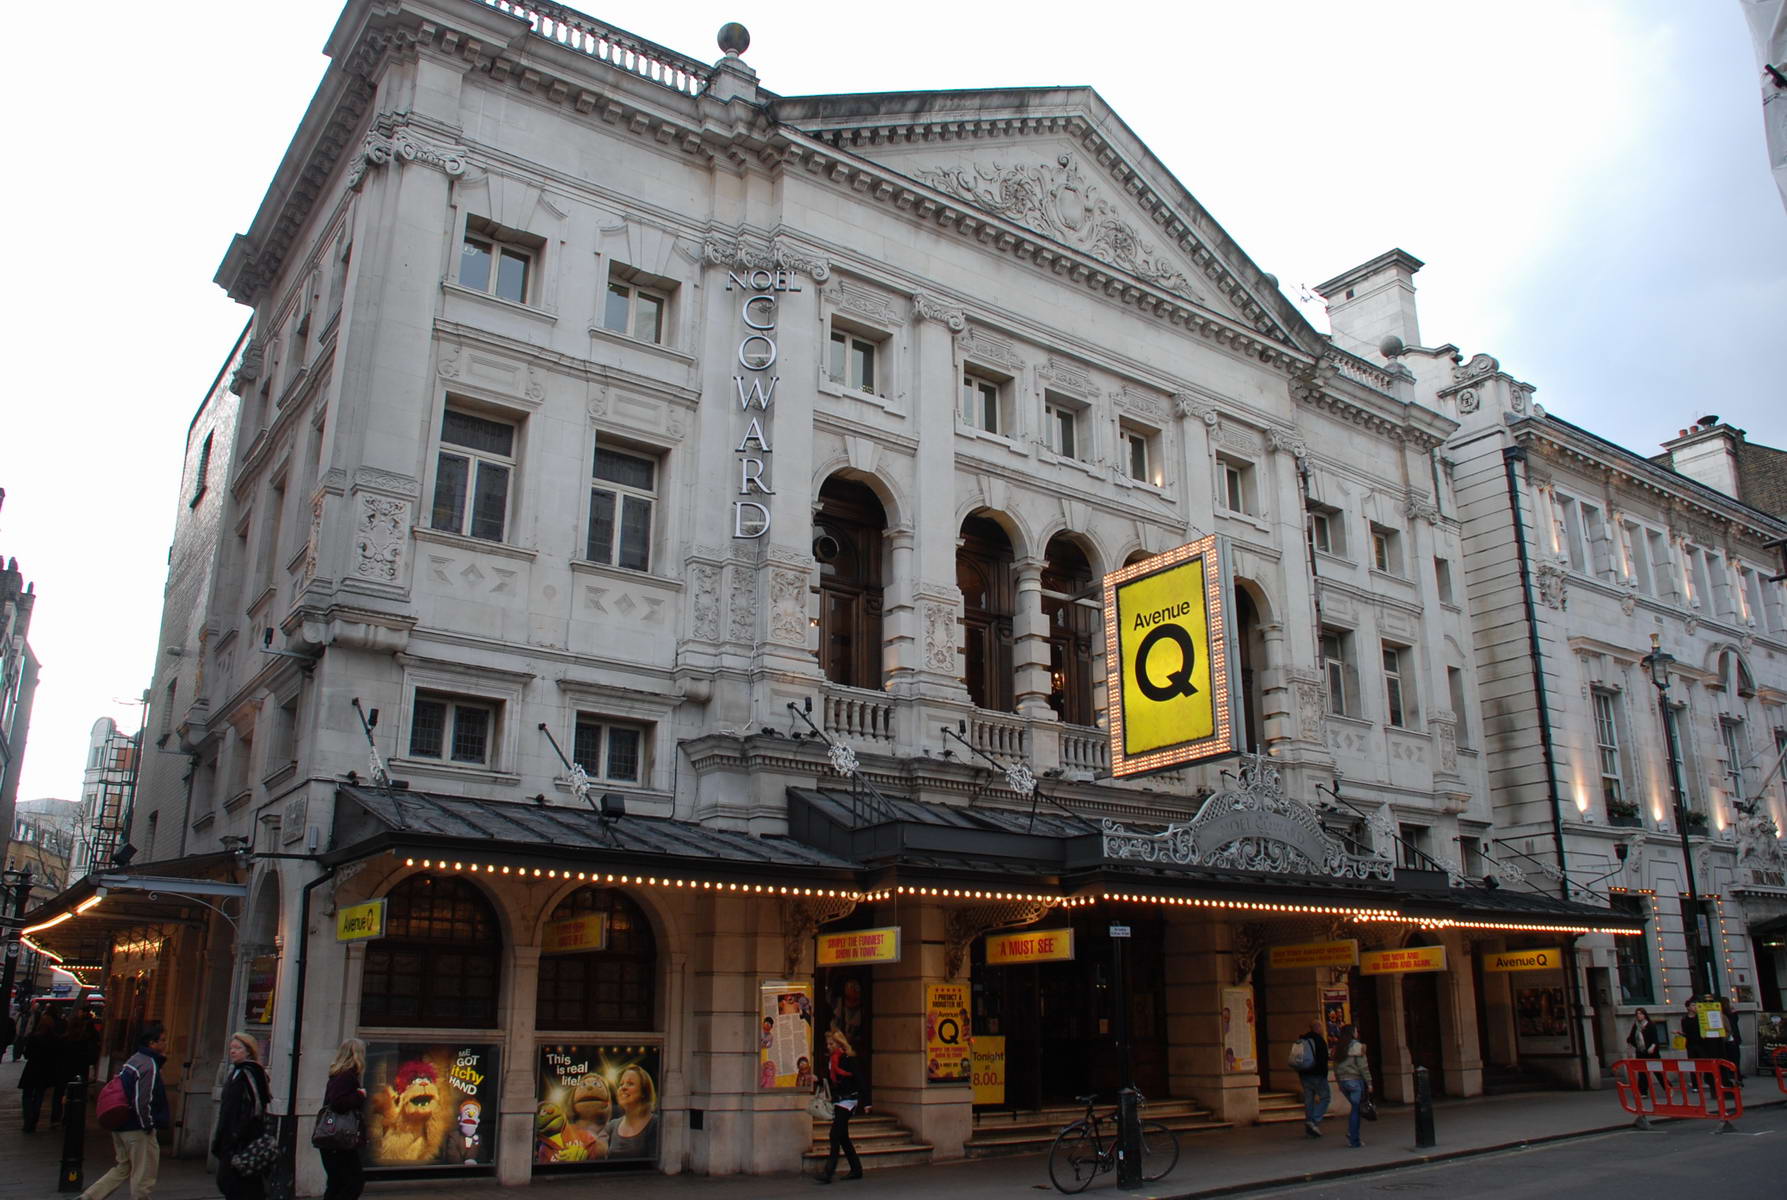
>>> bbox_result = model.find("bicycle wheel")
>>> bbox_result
[1138,1119,1180,1183]
[1047,1121,1101,1194]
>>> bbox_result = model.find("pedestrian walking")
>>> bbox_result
[213,1032,274,1200]
[1332,1025,1373,1148]
[1290,1018,1330,1137]
[1626,1007,1663,1097]
[17,1010,64,1132]
[81,1020,170,1200]
[318,1039,367,1200]
[814,1029,865,1183]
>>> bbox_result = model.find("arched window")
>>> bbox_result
[537,887,657,1031]
[361,876,502,1028]
[1043,535,1097,726]
[958,514,1015,712]
[816,477,887,690]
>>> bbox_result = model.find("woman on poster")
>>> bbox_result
[213,1032,274,1200]
[814,1030,865,1184]
[603,1065,659,1161]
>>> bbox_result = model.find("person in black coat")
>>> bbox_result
[213,1032,274,1200]
[319,1039,367,1200]
[17,1011,65,1132]
[815,1029,866,1184]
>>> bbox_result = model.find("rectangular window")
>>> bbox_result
[1434,556,1454,605]
[960,371,1002,434]
[1593,690,1625,807]
[1625,521,1652,594]
[1721,717,1748,800]
[1611,894,1655,1005]
[1308,504,1346,556]
[1218,455,1255,515]
[1448,666,1470,749]
[601,264,671,344]
[459,220,533,304]
[1397,823,1429,871]
[430,408,515,542]
[586,444,657,572]
[1382,643,1412,727]
[1458,836,1483,879]
[409,693,495,766]
[1044,393,1082,459]
[1581,502,1609,575]
[1371,524,1403,576]
[1664,704,1697,814]
[1648,531,1675,601]
[572,714,647,784]
[1557,495,1587,571]
[190,431,214,505]
[1321,628,1356,717]
[828,326,878,393]
[1121,425,1160,486]
[1741,567,1764,625]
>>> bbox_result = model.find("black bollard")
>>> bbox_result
[1413,1066,1436,1149]
[58,1075,87,1193]
[1115,1087,1144,1189]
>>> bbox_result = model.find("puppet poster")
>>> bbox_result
[534,1045,664,1169]
[364,1043,500,1169]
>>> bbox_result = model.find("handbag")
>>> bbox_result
[232,1132,281,1175]
[1360,1092,1378,1122]
[808,1080,835,1121]
[311,1105,363,1151]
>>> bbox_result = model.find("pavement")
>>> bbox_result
[2,1056,1781,1200]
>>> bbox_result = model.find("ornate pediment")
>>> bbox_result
[911,153,1206,305]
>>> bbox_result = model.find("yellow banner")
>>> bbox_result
[335,898,387,942]
[926,983,971,1082]
[1268,940,1360,970]
[985,927,1075,965]
[542,914,608,955]
[816,927,902,966]
[1360,945,1448,975]
[971,1036,1006,1105]
[1481,947,1563,973]
[1115,556,1214,756]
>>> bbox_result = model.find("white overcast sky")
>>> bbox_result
[2,1,1782,807]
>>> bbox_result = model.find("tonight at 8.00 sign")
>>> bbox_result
[1104,536,1237,776]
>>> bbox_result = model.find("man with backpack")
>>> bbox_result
[85,1021,170,1200]
[1290,1018,1330,1137]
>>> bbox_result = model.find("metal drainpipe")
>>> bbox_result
[1501,445,1594,1089]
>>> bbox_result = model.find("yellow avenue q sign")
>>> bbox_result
[1104,536,1237,777]
[335,898,387,942]
[1360,946,1448,975]
[1482,947,1563,973]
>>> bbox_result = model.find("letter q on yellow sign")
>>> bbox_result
[1116,556,1213,755]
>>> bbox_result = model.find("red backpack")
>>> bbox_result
[96,1071,132,1130]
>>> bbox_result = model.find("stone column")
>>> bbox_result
[1163,918,1259,1125]
[881,528,918,693]
[496,945,542,1185]
[1373,974,1413,1103]
[874,903,973,1159]
[899,297,970,703]
[1012,558,1052,718]
[1438,934,1484,1096]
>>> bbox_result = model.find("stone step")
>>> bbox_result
[800,1141,936,1174]
[808,1126,924,1151]
[972,1099,1207,1130]
[964,1113,1233,1158]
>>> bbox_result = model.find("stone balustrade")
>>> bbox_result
[481,0,712,95]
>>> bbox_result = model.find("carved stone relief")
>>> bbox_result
[1295,679,1326,743]
[1266,427,1309,459]
[690,565,721,641]
[583,585,665,624]
[1039,358,1094,394]
[1214,424,1262,455]
[911,292,966,331]
[769,567,810,646]
[924,601,956,672]
[229,342,264,396]
[1535,563,1569,610]
[1455,389,1479,414]
[780,895,857,979]
[728,566,756,643]
[914,154,1199,302]
[944,901,1051,980]
[834,280,902,326]
[1175,393,1221,426]
[354,495,408,582]
[1115,387,1167,421]
[348,123,470,192]
[1432,716,1459,772]
[302,494,324,584]
[963,328,1022,370]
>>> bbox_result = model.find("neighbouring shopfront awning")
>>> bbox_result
[18,852,246,974]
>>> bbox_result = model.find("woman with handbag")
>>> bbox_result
[316,1039,367,1200]
[1332,1025,1374,1150]
[213,1032,274,1200]
[814,1030,865,1184]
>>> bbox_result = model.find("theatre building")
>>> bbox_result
[20,0,1646,1188]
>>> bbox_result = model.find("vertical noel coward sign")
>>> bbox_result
[729,268,800,538]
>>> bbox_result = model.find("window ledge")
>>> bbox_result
[1114,474,1172,498]
[1327,712,1372,729]
[1219,508,1269,534]
[441,281,558,324]
[389,756,523,787]
[954,421,1029,455]
[1386,723,1430,738]
[1369,568,1410,585]
[223,788,254,813]
[1313,548,1354,568]
[413,526,539,562]
[261,761,298,791]
[1036,446,1100,477]
[586,324,696,366]
[569,559,683,590]
[817,374,900,411]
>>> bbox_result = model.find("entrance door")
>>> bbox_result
[1402,971,1447,1097]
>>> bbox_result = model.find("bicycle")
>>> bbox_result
[1047,1091,1180,1193]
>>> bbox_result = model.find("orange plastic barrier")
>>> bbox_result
[1612,1058,1742,1124]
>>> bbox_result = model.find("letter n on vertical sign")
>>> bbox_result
[1103,534,1239,777]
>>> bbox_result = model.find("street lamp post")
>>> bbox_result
[1641,634,1718,998]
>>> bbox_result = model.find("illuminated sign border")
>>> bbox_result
[1103,535,1239,778]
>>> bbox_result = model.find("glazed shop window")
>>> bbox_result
[360,875,503,1028]
[1611,893,1655,1005]
[537,887,657,1031]
[430,408,516,542]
